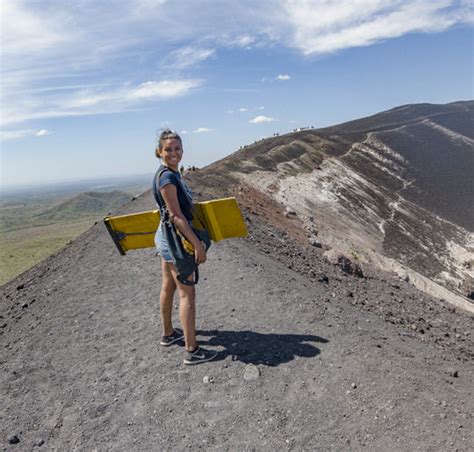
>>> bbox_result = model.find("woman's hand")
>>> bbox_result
[194,241,207,264]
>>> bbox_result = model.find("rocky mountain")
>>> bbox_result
[1,101,473,449]
[204,101,474,310]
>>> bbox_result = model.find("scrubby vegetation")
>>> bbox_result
[0,190,133,285]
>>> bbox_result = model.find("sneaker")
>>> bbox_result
[160,328,184,346]
[183,346,218,365]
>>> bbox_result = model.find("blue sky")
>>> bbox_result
[1,0,473,188]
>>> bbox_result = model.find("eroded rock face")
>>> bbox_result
[324,249,364,278]
[211,101,474,310]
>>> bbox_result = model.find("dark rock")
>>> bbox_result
[467,291,474,300]
[334,254,364,278]
[21,303,28,309]
[310,239,322,248]
[8,435,20,444]
[318,275,329,284]
[34,439,45,447]
[448,369,459,378]
[16,284,25,291]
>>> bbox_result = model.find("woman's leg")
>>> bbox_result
[170,268,197,351]
[160,259,177,336]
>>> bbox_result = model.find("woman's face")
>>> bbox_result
[158,138,183,170]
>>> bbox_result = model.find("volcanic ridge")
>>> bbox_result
[1,101,473,450]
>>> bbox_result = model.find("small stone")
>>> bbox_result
[351,383,357,389]
[8,435,20,444]
[318,275,329,283]
[243,364,260,381]
[203,375,213,384]
[21,303,28,309]
[347,291,354,298]
[448,369,459,378]
[16,284,25,291]
[34,439,45,447]
[310,239,322,248]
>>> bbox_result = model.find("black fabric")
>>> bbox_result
[153,165,194,221]
[152,167,210,286]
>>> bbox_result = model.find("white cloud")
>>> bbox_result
[193,127,213,133]
[239,107,248,112]
[1,0,70,57]
[1,79,203,126]
[233,35,256,47]
[1,0,470,129]
[35,129,51,136]
[165,46,215,69]
[276,74,291,80]
[249,115,276,124]
[0,128,51,141]
[256,106,265,110]
[0,129,35,141]
[180,130,188,135]
[282,0,472,55]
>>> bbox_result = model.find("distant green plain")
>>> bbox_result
[0,188,145,286]
[0,217,96,285]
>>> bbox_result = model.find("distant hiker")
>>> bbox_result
[153,129,217,365]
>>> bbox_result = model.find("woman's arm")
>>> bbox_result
[160,184,206,264]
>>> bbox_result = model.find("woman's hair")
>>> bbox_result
[156,128,182,157]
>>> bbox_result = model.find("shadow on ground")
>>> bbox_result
[198,329,329,366]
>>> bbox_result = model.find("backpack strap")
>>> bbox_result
[152,167,169,215]
[152,167,193,217]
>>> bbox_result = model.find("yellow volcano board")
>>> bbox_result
[104,197,247,255]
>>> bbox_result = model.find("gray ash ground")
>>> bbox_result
[1,180,473,451]
[245,209,473,362]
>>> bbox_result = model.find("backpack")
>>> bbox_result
[152,167,210,286]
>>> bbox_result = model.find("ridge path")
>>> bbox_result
[1,193,473,451]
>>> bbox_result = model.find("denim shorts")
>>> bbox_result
[155,223,173,262]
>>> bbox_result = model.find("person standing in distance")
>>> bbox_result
[154,129,217,365]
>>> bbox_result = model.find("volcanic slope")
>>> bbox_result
[206,101,474,309]
[1,176,473,450]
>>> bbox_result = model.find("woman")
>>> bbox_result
[154,129,217,365]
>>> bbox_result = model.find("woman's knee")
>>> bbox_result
[161,261,176,293]
[179,288,196,306]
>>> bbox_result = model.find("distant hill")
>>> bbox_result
[37,190,131,221]
[200,100,474,307]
